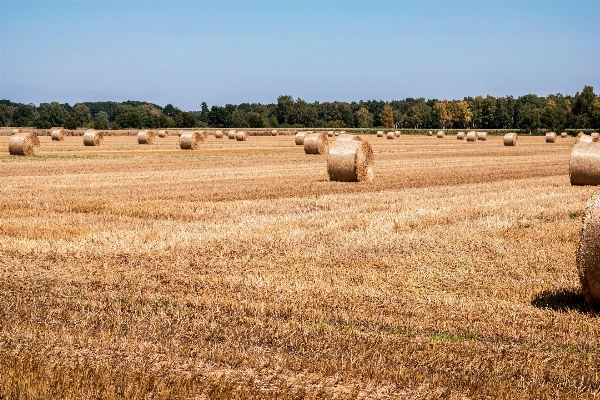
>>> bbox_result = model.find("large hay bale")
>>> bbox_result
[545,132,557,143]
[51,128,66,141]
[577,192,600,310]
[271,130,278,136]
[157,130,169,138]
[304,132,329,155]
[83,130,103,146]
[476,132,488,141]
[466,131,478,142]
[137,130,156,145]
[561,132,568,138]
[503,133,518,146]
[426,131,433,136]
[227,130,236,140]
[394,131,401,137]
[327,131,334,137]
[456,132,465,140]
[328,139,373,182]
[180,131,206,150]
[295,131,307,145]
[570,135,600,185]
[236,131,248,141]
[214,130,224,138]
[386,132,395,140]
[9,132,40,156]
[437,131,445,138]
[376,130,384,138]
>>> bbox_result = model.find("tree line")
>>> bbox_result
[1,86,599,132]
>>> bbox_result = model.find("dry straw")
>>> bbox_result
[304,132,329,154]
[158,130,168,138]
[334,131,340,136]
[295,131,307,145]
[327,131,334,137]
[376,131,384,138]
[386,132,395,140]
[561,132,568,138]
[51,128,66,141]
[9,132,40,156]
[336,133,361,142]
[578,131,585,138]
[236,131,248,141]
[271,130,279,136]
[545,132,557,143]
[466,131,478,142]
[503,133,518,146]
[180,131,206,150]
[456,132,465,140]
[83,130,103,146]
[592,132,600,141]
[576,191,600,310]
[437,131,445,138]
[11,128,21,134]
[137,130,156,145]
[227,130,236,140]
[570,135,600,185]
[328,138,373,182]
[426,131,433,136]
[477,132,488,141]
[395,131,401,137]
[214,130,224,138]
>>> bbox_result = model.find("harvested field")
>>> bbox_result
[0,134,598,398]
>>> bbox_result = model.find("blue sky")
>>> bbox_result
[0,0,598,110]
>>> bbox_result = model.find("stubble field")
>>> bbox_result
[0,133,598,399]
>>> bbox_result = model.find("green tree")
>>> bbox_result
[519,105,541,134]
[38,102,69,127]
[94,111,110,130]
[70,104,92,127]
[276,95,295,125]
[406,102,432,128]
[379,104,394,128]
[63,117,77,130]
[541,99,566,131]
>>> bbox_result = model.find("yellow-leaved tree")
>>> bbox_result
[380,105,394,128]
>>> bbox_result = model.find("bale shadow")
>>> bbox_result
[531,288,596,315]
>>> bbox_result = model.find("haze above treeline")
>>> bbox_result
[1,86,599,132]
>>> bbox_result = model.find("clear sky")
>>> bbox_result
[0,0,598,110]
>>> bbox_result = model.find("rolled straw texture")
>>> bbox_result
[51,129,66,141]
[466,132,478,142]
[227,130,236,140]
[236,131,248,141]
[578,132,585,138]
[376,131,384,138]
[386,132,395,140]
[214,130,224,139]
[570,135,600,185]
[295,131,306,145]
[545,132,557,143]
[437,131,445,138]
[592,132,600,141]
[83,130,103,146]
[137,130,156,145]
[328,139,373,182]
[180,131,206,150]
[271,130,278,136]
[334,132,340,136]
[561,132,568,138]
[395,131,401,137]
[456,132,465,140]
[476,132,488,141]
[336,133,362,142]
[9,132,40,156]
[158,130,168,138]
[327,131,334,137]
[577,192,600,309]
[304,132,329,155]
[503,133,518,146]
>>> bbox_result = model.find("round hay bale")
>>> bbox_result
[578,131,585,138]
[328,139,373,182]
[334,131,340,136]
[395,131,401,137]
[304,132,329,155]
[271,130,278,136]
[83,130,103,146]
[503,133,518,146]
[214,130,224,138]
[386,131,395,140]
[466,131,478,142]
[158,130,169,138]
[227,130,236,140]
[577,192,600,310]
[236,131,248,141]
[476,132,488,141]
[545,132,557,143]
[426,131,433,136]
[570,135,600,185]
[592,132,600,141]
[9,132,40,156]
[51,128,66,141]
[336,133,361,142]
[11,129,21,134]
[137,130,156,145]
[327,131,334,137]
[456,132,465,140]
[561,132,568,138]
[295,131,307,145]
[437,131,445,138]
[376,130,384,138]
[180,131,206,150]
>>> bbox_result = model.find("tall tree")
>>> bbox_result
[355,107,373,128]
[70,104,92,127]
[379,104,394,128]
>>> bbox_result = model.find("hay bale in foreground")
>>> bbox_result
[227,130,236,140]
[271,130,278,136]
[304,132,329,154]
[503,133,518,146]
[327,131,334,137]
[426,131,433,136]
[545,132,557,143]
[577,192,600,310]
[295,131,307,145]
[386,132,395,140]
[214,130,224,138]
[466,131,478,142]
[561,132,568,138]
[180,131,206,150]
[476,132,488,141]
[328,139,373,182]
[376,131,384,138]
[236,131,248,141]
[83,130,103,146]
[9,132,40,156]
[437,131,445,138]
[51,128,66,141]
[570,135,600,185]
[456,132,465,140]
[137,130,156,145]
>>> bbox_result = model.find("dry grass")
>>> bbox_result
[0,134,598,399]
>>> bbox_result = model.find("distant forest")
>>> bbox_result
[1,86,599,132]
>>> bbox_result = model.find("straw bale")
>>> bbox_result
[395,131,401,137]
[137,130,156,145]
[9,132,40,156]
[83,130,103,146]
[466,131,478,142]
[295,131,307,145]
[327,131,334,137]
[437,131,445,138]
[158,130,169,138]
[180,131,206,150]
[426,131,432,136]
[334,131,340,136]
[578,132,585,137]
[51,128,66,141]
[456,132,465,140]
[561,132,568,138]
[328,139,373,182]
[11,129,21,134]
[570,135,600,185]
[503,133,518,146]
[227,130,236,140]
[336,133,361,142]
[214,130,224,138]
[545,132,557,143]
[303,132,329,155]
[577,192,600,309]
[236,131,248,141]
[377,131,384,138]
[592,132,600,141]
[271,130,278,136]
[386,132,395,140]
[476,132,488,141]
